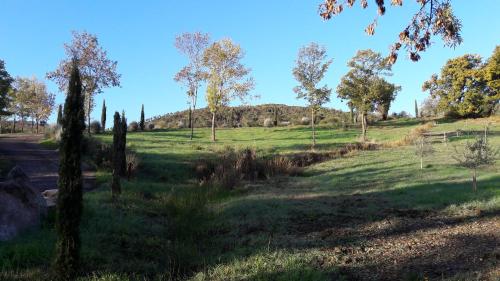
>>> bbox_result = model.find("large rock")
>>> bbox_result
[0,166,47,241]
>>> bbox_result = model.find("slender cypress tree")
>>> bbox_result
[111,111,122,197]
[54,60,85,280]
[101,100,107,131]
[120,111,127,176]
[139,104,145,131]
[415,99,419,119]
[57,104,63,126]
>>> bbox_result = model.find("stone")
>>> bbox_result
[0,166,47,241]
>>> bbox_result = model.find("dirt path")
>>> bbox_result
[0,134,95,193]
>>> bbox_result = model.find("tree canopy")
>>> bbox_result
[0,60,14,115]
[319,0,462,64]
[422,47,499,117]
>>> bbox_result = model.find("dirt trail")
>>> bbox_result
[0,134,94,192]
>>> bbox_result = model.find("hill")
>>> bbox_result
[146,104,347,129]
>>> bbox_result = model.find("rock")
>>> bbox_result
[0,166,47,241]
[42,189,58,207]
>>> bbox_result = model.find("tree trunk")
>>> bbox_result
[12,117,16,133]
[361,112,367,142]
[21,116,24,132]
[211,112,216,142]
[190,105,195,140]
[311,108,316,149]
[187,106,192,129]
[36,120,39,134]
[472,169,477,192]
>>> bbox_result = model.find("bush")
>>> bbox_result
[125,150,140,176]
[44,125,62,141]
[128,121,139,132]
[82,137,112,168]
[263,118,274,127]
[148,123,155,130]
[300,117,310,125]
[177,120,185,128]
[90,120,102,134]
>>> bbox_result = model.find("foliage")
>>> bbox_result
[453,136,497,191]
[139,104,145,131]
[111,112,122,197]
[128,121,139,132]
[292,42,332,147]
[337,49,396,140]
[89,120,102,134]
[423,50,500,118]
[47,31,121,135]
[101,100,106,131]
[203,38,255,141]
[57,104,63,126]
[54,60,85,281]
[319,0,462,64]
[0,59,14,116]
[174,32,211,139]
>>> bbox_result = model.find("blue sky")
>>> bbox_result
[1,0,499,123]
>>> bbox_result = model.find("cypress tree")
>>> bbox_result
[120,111,127,176]
[57,104,63,126]
[54,60,85,280]
[111,111,122,197]
[101,100,107,131]
[139,104,145,131]
[415,99,419,119]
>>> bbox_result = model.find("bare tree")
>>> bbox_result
[174,32,210,140]
[292,42,332,148]
[453,136,497,191]
[203,38,255,142]
[47,31,121,135]
[414,136,434,169]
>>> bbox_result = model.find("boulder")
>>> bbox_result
[0,166,47,241]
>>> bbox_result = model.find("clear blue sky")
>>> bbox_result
[1,1,499,124]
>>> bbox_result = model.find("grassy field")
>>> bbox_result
[0,117,499,280]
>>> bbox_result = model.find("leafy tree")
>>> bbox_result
[453,136,497,191]
[0,60,13,116]
[54,61,85,280]
[372,77,400,120]
[139,104,145,131]
[203,38,255,141]
[57,104,63,126]
[11,78,33,132]
[174,32,211,140]
[482,45,500,110]
[319,0,462,64]
[337,49,393,140]
[47,31,121,135]
[422,54,497,117]
[414,136,434,169]
[420,96,440,117]
[112,112,122,197]
[29,78,55,134]
[101,99,106,131]
[292,42,332,147]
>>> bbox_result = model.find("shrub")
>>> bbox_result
[128,121,139,132]
[263,118,274,127]
[44,124,62,141]
[300,117,310,125]
[90,120,102,134]
[148,123,155,130]
[177,120,185,128]
[125,150,140,178]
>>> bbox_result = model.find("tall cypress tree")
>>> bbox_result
[54,60,85,280]
[111,111,122,197]
[414,99,419,119]
[57,104,63,126]
[120,111,127,176]
[139,104,145,131]
[101,100,107,131]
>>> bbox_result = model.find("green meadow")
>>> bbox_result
[1,117,499,281]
